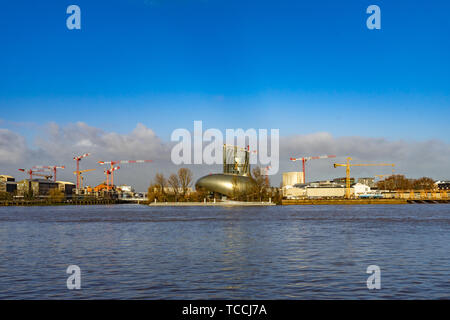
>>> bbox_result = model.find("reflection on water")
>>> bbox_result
[0,204,449,299]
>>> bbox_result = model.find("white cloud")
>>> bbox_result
[1,124,449,190]
[1,123,171,190]
[0,129,27,164]
[34,122,168,161]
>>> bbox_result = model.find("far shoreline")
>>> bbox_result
[148,201,276,207]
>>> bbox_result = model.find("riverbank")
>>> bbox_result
[3,198,448,207]
[282,198,450,205]
[148,201,276,206]
[0,199,119,206]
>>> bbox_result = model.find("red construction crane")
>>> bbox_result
[289,155,336,183]
[18,168,52,180]
[32,165,65,182]
[98,160,152,187]
[18,168,33,180]
[73,153,91,189]
[104,166,120,191]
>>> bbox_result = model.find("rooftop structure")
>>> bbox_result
[223,144,251,176]
[0,175,15,182]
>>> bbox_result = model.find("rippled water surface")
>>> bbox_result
[0,204,449,299]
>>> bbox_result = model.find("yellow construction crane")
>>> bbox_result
[334,157,395,199]
[73,169,96,189]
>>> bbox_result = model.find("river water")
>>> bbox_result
[0,204,448,299]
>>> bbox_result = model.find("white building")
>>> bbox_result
[118,185,134,193]
[353,183,371,196]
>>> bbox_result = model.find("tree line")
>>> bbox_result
[147,168,208,202]
[376,175,437,191]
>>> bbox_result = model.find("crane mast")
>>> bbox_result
[73,153,91,189]
[98,160,152,187]
[72,169,96,189]
[334,157,395,199]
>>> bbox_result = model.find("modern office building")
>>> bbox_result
[0,175,17,194]
[57,181,76,195]
[17,179,59,196]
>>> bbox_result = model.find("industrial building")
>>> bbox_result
[117,185,135,199]
[284,182,349,199]
[333,177,355,185]
[306,186,347,198]
[353,183,371,196]
[283,179,372,199]
[436,181,450,190]
[282,172,304,187]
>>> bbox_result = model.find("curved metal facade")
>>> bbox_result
[195,174,256,197]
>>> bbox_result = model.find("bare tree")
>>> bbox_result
[147,183,158,202]
[178,168,193,197]
[377,175,438,191]
[167,173,180,200]
[154,173,167,196]
[251,166,268,201]
[412,177,436,190]
[377,175,412,191]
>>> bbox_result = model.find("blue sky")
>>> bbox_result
[0,0,449,142]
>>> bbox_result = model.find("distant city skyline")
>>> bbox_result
[1,0,449,190]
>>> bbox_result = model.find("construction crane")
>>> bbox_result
[72,169,96,189]
[73,153,91,189]
[333,157,395,199]
[18,168,52,180]
[32,173,53,180]
[33,165,65,182]
[290,155,336,183]
[98,160,152,187]
[104,166,120,191]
